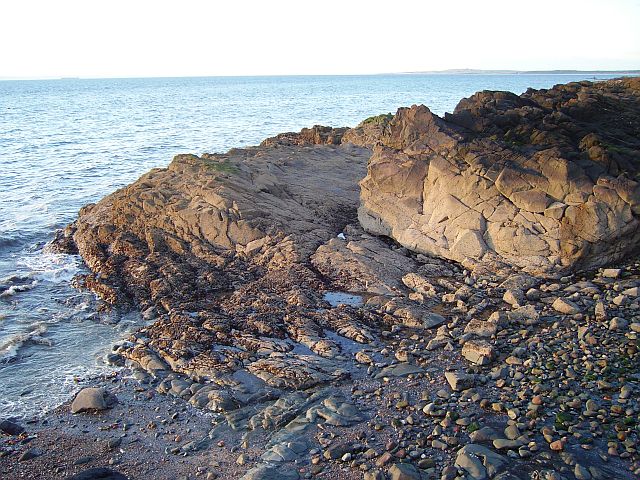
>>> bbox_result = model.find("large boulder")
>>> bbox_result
[359,77,640,273]
[70,388,117,414]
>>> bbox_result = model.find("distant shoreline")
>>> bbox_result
[400,69,640,75]
[1,70,639,82]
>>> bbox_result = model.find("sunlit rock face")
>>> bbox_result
[358,77,640,273]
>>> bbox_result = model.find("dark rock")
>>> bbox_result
[0,419,25,436]
[18,448,43,462]
[389,462,421,480]
[260,125,348,147]
[66,468,128,480]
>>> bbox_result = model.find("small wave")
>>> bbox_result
[17,250,83,284]
[0,281,37,298]
[0,234,22,249]
[0,323,49,361]
[0,274,31,284]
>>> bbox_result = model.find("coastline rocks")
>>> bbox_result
[56,142,371,308]
[71,387,117,414]
[358,78,640,273]
[52,139,378,396]
[260,125,348,147]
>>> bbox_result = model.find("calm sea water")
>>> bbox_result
[0,73,627,418]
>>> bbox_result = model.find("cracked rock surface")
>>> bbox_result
[359,77,640,273]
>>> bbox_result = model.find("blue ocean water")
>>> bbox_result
[0,73,628,417]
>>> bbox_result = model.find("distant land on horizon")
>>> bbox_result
[402,68,640,75]
[1,69,639,81]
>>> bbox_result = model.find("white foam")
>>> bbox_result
[0,281,37,297]
[18,250,83,284]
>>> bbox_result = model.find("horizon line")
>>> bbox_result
[2,68,640,82]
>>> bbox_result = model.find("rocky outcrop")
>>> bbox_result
[52,140,390,398]
[58,142,370,310]
[260,125,348,147]
[359,77,640,273]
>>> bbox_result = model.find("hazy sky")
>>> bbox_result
[2,0,639,78]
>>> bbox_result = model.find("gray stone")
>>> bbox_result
[67,469,128,480]
[574,464,592,480]
[375,363,423,379]
[445,371,476,391]
[552,298,581,315]
[389,463,421,480]
[455,444,507,480]
[504,424,520,441]
[503,289,524,307]
[323,442,354,460]
[18,448,43,462]
[0,419,24,435]
[240,465,300,480]
[602,268,622,278]
[609,317,628,331]
[71,388,116,413]
[455,448,487,480]
[462,340,495,365]
[469,427,499,443]
[464,319,498,337]
[364,470,385,480]
[492,438,523,450]
[423,312,447,329]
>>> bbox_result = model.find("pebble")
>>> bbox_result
[18,448,43,462]
[609,317,628,331]
[552,297,581,315]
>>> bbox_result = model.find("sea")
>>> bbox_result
[0,73,628,418]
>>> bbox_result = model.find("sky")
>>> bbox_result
[1,0,639,79]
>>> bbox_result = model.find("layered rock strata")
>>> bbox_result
[54,134,457,403]
[359,77,640,273]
